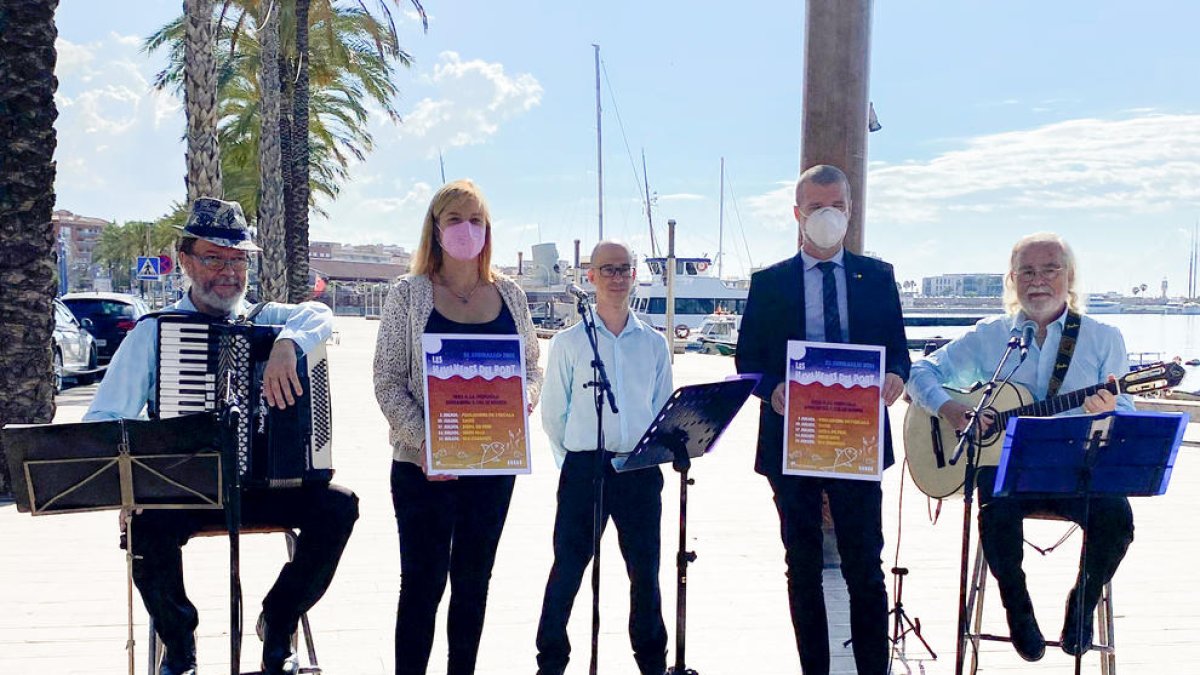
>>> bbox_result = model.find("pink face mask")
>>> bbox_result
[438,221,486,261]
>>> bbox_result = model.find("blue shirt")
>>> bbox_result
[84,294,333,421]
[907,308,1134,416]
[540,310,674,467]
[800,248,849,342]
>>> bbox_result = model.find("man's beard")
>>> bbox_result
[185,275,247,314]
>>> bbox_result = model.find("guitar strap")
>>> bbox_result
[1046,310,1082,398]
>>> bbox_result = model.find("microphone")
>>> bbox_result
[566,283,590,302]
[1018,322,1037,360]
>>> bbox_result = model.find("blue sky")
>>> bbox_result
[52,1,1200,294]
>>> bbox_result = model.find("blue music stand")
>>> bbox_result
[994,410,1186,499]
[993,410,1185,674]
[612,374,760,675]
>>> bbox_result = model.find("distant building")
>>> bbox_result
[922,273,1004,298]
[307,241,411,315]
[312,239,410,270]
[53,209,113,291]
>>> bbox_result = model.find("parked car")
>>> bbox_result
[61,292,150,363]
[52,297,98,392]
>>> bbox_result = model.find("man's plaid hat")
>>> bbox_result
[178,197,261,252]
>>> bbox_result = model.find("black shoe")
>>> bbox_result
[159,636,197,675]
[1006,608,1046,662]
[260,615,299,675]
[1061,595,1095,656]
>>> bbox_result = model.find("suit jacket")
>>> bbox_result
[735,250,911,478]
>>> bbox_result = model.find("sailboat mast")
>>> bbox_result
[642,149,658,257]
[594,44,604,242]
[1185,218,1195,296]
[1189,223,1194,300]
[718,157,725,279]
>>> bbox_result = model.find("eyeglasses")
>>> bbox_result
[1015,266,1064,282]
[190,253,251,272]
[597,264,634,278]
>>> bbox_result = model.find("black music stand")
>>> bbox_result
[993,410,1185,675]
[3,414,223,515]
[2,413,223,675]
[613,374,761,675]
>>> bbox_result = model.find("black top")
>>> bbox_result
[425,301,517,335]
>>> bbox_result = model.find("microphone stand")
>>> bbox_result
[576,293,619,675]
[952,334,1027,675]
[220,394,244,675]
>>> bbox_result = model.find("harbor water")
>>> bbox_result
[911,313,1200,392]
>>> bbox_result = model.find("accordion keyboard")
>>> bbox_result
[157,320,219,418]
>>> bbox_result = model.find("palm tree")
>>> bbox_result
[184,0,223,201]
[282,0,429,301]
[146,0,424,301]
[287,0,312,302]
[256,1,287,302]
[0,0,60,495]
[93,218,183,291]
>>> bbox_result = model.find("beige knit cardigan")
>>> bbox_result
[373,273,543,465]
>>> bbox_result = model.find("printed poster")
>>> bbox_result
[421,334,530,475]
[783,340,884,480]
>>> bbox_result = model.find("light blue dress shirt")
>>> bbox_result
[540,310,674,467]
[84,294,333,421]
[800,248,849,342]
[907,308,1134,416]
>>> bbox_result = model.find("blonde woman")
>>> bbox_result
[374,180,542,675]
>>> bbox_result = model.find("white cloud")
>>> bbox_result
[152,88,181,128]
[76,85,142,134]
[658,192,706,202]
[398,52,542,157]
[53,31,185,221]
[359,182,436,215]
[55,38,96,76]
[729,113,1200,284]
[866,114,1200,225]
[109,32,142,47]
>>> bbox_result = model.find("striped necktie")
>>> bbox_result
[816,261,843,343]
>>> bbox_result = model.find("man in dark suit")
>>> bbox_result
[735,164,910,675]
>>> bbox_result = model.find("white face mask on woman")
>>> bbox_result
[803,207,848,249]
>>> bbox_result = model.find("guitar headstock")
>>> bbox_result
[1118,362,1186,395]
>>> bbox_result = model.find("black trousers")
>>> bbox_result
[977,466,1135,620]
[391,461,515,675]
[129,482,359,653]
[535,451,668,675]
[767,474,888,675]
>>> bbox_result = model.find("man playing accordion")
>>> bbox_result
[84,197,358,675]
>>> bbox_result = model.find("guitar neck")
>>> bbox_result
[996,380,1118,427]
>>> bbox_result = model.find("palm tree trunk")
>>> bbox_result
[184,0,222,201]
[0,0,61,495]
[286,0,312,303]
[256,1,287,302]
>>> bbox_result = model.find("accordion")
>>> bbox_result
[152,312,333,488]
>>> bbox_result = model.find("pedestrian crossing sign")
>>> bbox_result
[136,256,162,280]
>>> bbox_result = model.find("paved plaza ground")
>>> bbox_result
[2,316,1198,674]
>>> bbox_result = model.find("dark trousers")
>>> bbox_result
[977,466,1135,619]
[130,482,359,653]
[535,451,668,675]
[391,460,515,675]
[767,475,888,675]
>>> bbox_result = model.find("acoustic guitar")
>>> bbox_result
[903,362,1185,499]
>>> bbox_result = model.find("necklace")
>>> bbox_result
[438,275,481,304]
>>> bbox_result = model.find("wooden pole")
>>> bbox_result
[800,0,872,254]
